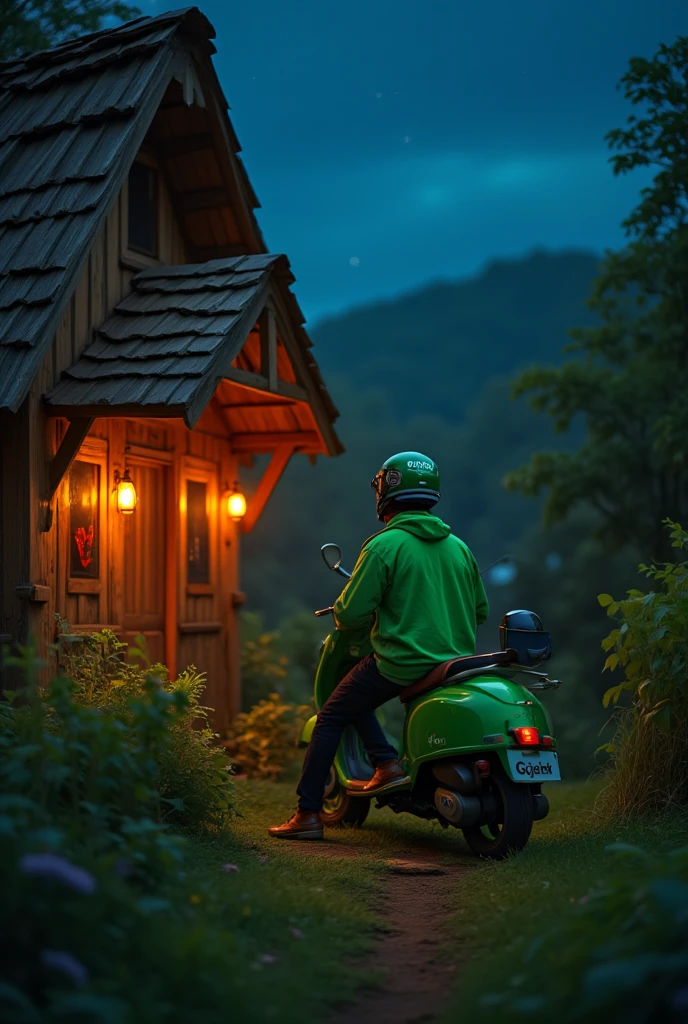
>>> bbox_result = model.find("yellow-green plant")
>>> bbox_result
[598,519,688,815]
[224,693,311,780]
[55,621,236,832]
[240,612,289,709]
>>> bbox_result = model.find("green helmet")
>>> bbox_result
[370,452,441,521]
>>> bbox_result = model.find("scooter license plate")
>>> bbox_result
[506,749,561,782]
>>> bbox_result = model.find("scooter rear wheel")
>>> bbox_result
[462,769,533,859]
[320,771,371,828]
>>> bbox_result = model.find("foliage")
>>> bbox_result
[56,623,236,833]
[480,841,688,1023]
[0,0,140,60]
[493,508,640,777]
[0,648,375,1022]
[597,520,688,815]
[241,613,289,710]
[505,37,688,561]
[240,610,327,711]
[224,693,312,780]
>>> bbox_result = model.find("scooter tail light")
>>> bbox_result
[474,759,491,777]
[510,726,540,746]
[541,735,555,748]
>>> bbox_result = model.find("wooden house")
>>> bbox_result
[0,8,342,728]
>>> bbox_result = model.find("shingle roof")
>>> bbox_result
[0,8,213,411]
[46,254,291,427]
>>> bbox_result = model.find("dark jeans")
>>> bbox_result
[297,654,402,812]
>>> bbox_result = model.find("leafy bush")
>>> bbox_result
[0,644,190,1017]
[598,520,688,815]
[480,842,688,1023]
[240,613,290,710]
[56,624,235,833]
[223,693,311,780]
[240,610,326,710]
[0,642,304,1021]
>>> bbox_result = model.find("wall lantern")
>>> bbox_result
[115,468,137,515]
[227,481,247,522]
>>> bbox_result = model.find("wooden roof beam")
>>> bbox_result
[218,399,298,410]
[47,417,94,503]
[223,366,309,403]
[231,430,321,453]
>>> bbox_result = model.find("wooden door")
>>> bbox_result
[123,459,167,665]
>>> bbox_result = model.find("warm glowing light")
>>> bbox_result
[227,482,246,522]
[511,726,540,747]
[116,469,137,514]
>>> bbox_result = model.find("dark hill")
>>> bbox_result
[310,248,600,419]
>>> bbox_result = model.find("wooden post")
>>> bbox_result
[259,305,278,392]
[164,458,178,679]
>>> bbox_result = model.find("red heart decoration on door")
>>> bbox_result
[74,525,94,569]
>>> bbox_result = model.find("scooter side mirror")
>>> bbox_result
[320,543,351,579]
[321,543,343,570]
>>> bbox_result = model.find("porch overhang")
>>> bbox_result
[44,254,343,459]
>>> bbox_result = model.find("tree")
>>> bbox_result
[505,36,688,562]
[0,0,140,60]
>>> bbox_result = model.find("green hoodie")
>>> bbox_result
[333,511,489,684]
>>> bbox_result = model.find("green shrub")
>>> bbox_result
[598,520,688,816]
[240,613,290,710]
[223,693,311,780]
[56,624,236,833]
[240,610,327,710]
[481,842,688,1022]
[0,643,274,1021]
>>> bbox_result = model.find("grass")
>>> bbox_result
[443,780,688,1022]
[178,778,380,1021]
[173,774,688,1022]
[175,770,474,1019]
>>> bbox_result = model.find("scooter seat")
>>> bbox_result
[398,649,518,705]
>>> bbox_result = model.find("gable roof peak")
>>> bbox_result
[0,8,215,79]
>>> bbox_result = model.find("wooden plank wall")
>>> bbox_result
[27,169,186,657]
[12,161,242,727]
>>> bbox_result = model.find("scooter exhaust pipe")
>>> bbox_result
[434,787,481,826]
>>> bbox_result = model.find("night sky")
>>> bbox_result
[149,0,686,323]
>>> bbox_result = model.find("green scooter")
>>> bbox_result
[300,543,563,859]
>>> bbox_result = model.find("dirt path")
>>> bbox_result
[295,837,468,1024]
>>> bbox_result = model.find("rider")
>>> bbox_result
[269,452,489,840]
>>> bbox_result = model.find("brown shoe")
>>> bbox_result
[268,810,324,840]
[347,759,410,796]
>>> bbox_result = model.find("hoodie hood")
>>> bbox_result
[384,511,451,542]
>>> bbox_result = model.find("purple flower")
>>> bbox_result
[19,853,96,894]
[221,863,239,873]
[290,927,304,939]
[41,949,89,986]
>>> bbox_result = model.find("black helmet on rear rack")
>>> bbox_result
[499,610,552,666]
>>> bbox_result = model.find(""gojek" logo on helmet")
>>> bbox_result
[407,459,434,472]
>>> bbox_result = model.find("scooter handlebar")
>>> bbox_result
[314,606,334,617]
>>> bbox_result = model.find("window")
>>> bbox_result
[187,480,210,585]
[127,161,158,256]
[69,461,100,580]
